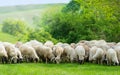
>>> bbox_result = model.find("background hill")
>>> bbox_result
[0,4,65,43]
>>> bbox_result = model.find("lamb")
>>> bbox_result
[75,45,85,64]
[0,44,8,63]
[91,48,104,64]
[3,42,18,63]
[52,45,64,64]
[106,48,119,65]
[19,44,39,63]
[44,41,54,49]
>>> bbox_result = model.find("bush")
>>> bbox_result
[2,18,28,36]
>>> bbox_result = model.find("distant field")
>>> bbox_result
[0,63,119,75]
[0,32,18,43]
[0,4,65,27]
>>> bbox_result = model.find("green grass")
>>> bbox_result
[0,63,119,75]
[0,32,18,43]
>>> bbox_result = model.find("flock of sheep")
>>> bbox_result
[0,39,120,66]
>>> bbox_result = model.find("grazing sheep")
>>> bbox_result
[76,43,90,62]
[114,46,120,64]
[106,48,119,65]
[3,42,18,63]
[89,46,97,62]
[19,44,39,63]
[63,45,76,63]
[0,44,8,63]
[75,45,85,64]
[33,45,55,63]
[15,47,23,63]
[91,48,104,64]
[52,45,64,64]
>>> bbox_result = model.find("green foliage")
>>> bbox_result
[41,0,120,43]
[27,28,57,43]
[2,18,28,37]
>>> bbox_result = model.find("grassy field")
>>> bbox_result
[0,32,18,43]
[0,63,119,75]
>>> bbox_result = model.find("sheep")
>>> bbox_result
[52,45,64,64]
[34,45,55,63]
[89,46,97,62]
[15,47,23,63]
[44,41,54,49]
[76,43,90,62]
[114,46,120,64]
[0,44,8,64]
[3,42,18,63]
[75,45,85,64]
[63,45,76,63]
[19,44,39,63]
[106,48,119,66]
[91,48,104,64]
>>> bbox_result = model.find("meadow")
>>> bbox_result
[0,63,119,75]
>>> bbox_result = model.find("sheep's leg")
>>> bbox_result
[46,58,47,64]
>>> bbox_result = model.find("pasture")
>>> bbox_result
[0,63,119,75]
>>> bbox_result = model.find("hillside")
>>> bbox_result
[0,32,18,43]
[0,4,65,27]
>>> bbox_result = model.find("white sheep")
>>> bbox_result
[3,42,18,63]
[91,48,104,64]
[76,43,90,62]
[33,45,55,63]
[52,45,64,64]
[106,48,119,65]
[19,44,39,62]
[63,45,76,63]
[89,46,97,62]
[114,46,120,63]
[75,45,85,64]
[15,47,23,63]
[0,44,8,63]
